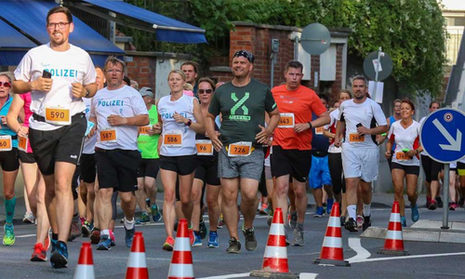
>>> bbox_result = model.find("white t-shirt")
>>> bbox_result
[338,98,387,149]
[388,120,421,166]
[82,98,96,154]
[14,43,96,131]
[158,94,197,156]
[326,108,342,153]
[91,85,148,150]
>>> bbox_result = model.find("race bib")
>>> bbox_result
[18,135,28,152]
[138,125,152,135]
[100,129,117,143]
[228,141,252,157]
[196,140,213,156]
[164,130,182,147]
[45,106,71,126]
[278,113,295,128]
[0,135,12,151]
[315,127,324,135]
[349,133,365,143]
[396,151,410,161]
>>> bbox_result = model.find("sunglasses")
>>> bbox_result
[0,81,11,88]
[198,89,213,94]
[233,50,255,63]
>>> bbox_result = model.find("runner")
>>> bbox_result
[0,73,20,247]
[271,60,329,246]
[158,70,204,251]
[334,75,388,232]
[13,6,97,268]
[207,50,280,253]
[385,99,422,226]
[90,57,148,250]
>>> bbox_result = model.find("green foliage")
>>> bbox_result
[123,0,446,95]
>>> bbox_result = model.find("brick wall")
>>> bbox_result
[126,56,156,89]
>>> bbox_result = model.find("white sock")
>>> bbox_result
[363,203,371,217]
[124,217,135,230]
[347,205,356,219]
[101,229,109,236]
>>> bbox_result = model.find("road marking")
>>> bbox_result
[197,272,250,279]
[347,237,371,263]
[300,273,319,279]
[16,234,36,238]
[350,251,465,263]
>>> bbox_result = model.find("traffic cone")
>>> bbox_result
[378,201,408,255]
[314,202,350,266]
[126,232,149,279]
[250,208,298,278]
[73,242,95,279]
[168,218,194,279]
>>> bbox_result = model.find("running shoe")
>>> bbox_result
[97,235,112,250]
[124,226,135,248]
[314,206,324,218]
[411,204,420,222]
[292,227,304,246]
[344,217,358,232]
[436,196,443,208]
[162,236,175,251]
[3,224,15,246]
[68,217,81,241]
[259,203,269,215]
[50,241,68,268]
[81,221,93,238]
[217,215,224,229]
[137,212,150,224]
[226,237,241,254]
[356,215,364,230]
[289,211,297,230]
[145,198,151,208]
[31,242,47,262]
[428,199,437,210]
[193,231,202,247]
[400,216,407,227]
[362,215,371,231]
[449,202,458,211]
[208,231,219,248]
[242,226,257,251]
[459,197,465,208]
[199,219,208,239]
[109,230,116,247]
[326,198,334,215]
[44,233,50,251]
[188,228,194,246]
[23,211,35,224]
[151,204,162,222]
[50,238,58,253]
[90,229,100,244]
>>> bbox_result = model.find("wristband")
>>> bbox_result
[308,122,312,129]
[185,119,192,127]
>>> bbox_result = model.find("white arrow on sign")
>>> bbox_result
[433,118,462,151]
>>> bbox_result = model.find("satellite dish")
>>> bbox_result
[363,50,393,81]
[300,23,331,55]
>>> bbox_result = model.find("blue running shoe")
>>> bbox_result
[411,204,420,222]
[313,206,324,217]
[208,231,219,248]
[50,241,68,268]
[50,238,58,253]
[401,216,407,227]
[193,231,202,247]
[326,198,334,214]
[125,226,135,248]
[97,235,112,250]
[151,204,162,222]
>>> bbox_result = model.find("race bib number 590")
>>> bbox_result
[45,107,71,126]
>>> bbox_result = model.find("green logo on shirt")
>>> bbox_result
[229,92,251,121]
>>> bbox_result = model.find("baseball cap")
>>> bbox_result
[139,87,153,98]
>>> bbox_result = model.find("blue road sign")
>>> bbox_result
[420,108,465,163]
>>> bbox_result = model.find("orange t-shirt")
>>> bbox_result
[271,84,327,150]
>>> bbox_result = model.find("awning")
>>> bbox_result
[0,0,124,65]
[77,0,207,44]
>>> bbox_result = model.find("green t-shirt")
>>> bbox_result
[137,105,160,159]
[209,78,277,145]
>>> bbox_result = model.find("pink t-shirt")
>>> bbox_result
[19,93,33,153]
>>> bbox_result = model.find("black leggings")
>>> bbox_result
[328,153,345,195]
[421,155,442,182]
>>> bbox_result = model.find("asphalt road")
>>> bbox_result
[1,203,465,279]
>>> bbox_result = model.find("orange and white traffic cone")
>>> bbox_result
[73,242,95,279]
[314,202,350,266]
[379,201,408,255]
[168,218,194,279]
[126,232,149,279]
[250,208,298,278]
